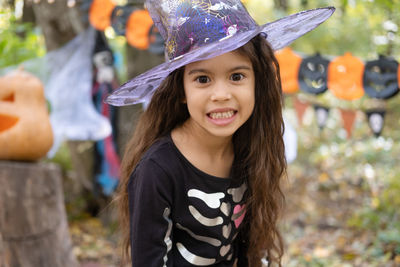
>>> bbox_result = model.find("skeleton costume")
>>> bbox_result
[129,134,248,266]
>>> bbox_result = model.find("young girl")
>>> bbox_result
[106,1,334,266]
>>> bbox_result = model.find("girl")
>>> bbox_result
[106,1,334,266]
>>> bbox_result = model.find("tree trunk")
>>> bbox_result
[22,0,35,24]
[29,0,88,51]
[116,44,164,155]
[0,161,78,267]
[27,0,94,197]
[0,231,4,267]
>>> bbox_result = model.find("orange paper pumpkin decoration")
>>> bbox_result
[328,52,365,100]
[126,9,154,50]
[0,69,53,161]
[275,47,302,94]
[89,0,116,31]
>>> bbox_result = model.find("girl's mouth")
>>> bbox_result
[208,110,236,119]
[206,109,238,126]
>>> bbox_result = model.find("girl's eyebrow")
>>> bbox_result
[187,65,252,75]
[187,68,211,75]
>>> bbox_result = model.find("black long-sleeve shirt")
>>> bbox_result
[128,134,249,266]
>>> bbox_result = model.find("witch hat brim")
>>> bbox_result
[106,7,335,106]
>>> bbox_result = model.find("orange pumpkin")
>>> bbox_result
[328,52,365,100]
[89,0,116,31]
[0,68,53,161]
[126,9,154,50]
[275,47,302,94]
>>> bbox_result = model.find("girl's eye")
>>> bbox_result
[231,73,244,81]
[196,76,210,84]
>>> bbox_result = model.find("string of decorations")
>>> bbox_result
[276,48,400,100]
[276,47,399,138]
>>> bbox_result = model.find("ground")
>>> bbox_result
[69,158,400,267]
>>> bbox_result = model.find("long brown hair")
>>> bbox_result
[115,34,286,266]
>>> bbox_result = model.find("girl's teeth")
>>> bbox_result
[209,111,234,119]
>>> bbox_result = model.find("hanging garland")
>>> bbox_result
[278,49,399,138]
[280,51,400,101]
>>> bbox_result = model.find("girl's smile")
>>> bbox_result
[207,108,238,126]
[182,50,255,139]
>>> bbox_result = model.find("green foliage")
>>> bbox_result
[45,142,74,172]
[0,8,45,68]
[66,195,93,221]
[246,0,400,58]
[348,172,400,244]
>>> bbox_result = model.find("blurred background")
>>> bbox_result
[0,0,399,266]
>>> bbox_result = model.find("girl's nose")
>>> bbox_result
[210,84,232,101]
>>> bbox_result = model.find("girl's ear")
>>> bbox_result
[182,97,187,104]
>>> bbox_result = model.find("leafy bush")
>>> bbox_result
[0,9,45,68]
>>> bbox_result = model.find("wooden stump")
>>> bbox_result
[0,161,78,267]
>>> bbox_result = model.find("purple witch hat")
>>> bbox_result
[106,0,335,106]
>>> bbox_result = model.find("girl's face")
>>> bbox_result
[183,50,255,139]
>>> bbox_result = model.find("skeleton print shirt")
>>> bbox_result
[128,134,249,266]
